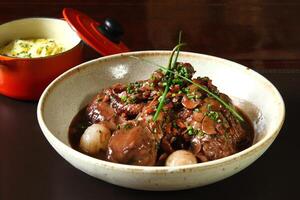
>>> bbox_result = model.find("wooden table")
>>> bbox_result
[1,1,299,199]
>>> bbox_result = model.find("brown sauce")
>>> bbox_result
[69,105,254,163]
[68,62,255,166]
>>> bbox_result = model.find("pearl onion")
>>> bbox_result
[79,123,111,155]
[166,150,197,166]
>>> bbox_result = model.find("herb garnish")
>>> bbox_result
[152,32,185,121]
[129,56,244,122]
[206,111,219,121]
[187,126,205,136]
[124,123,133,129]
[120,95,127,102]
[129,31,244,122]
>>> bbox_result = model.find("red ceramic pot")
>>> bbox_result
[0,18,83,100]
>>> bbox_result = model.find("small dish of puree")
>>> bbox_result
[0,38,65,58]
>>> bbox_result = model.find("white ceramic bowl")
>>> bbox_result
[37,51,285,191]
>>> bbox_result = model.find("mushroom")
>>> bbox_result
[165,150,197,166]
[181,95,200,109]
[202,116,217,135]
[192,112,204,122]
[204,97,222,111]
[79,123,111,155]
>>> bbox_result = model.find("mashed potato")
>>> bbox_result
[0,39,65,58]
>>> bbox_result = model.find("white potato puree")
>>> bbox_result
[0,38,65,58]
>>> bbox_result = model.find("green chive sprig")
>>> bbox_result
[129,56,245,122]
[152,34,185,121]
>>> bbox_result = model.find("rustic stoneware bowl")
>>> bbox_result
[37,51,285,191]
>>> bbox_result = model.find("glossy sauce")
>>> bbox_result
[69,105,254,163]
[68,63,255,166]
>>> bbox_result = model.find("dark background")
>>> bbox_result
[0,1,299,200]
[1,0,299,68]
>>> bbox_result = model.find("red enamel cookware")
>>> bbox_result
[0,8,129,100]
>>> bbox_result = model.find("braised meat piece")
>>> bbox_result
[69,62,253,166]
[107,124,157,166]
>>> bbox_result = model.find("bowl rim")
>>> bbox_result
[0,17,82,61]
[37,50,285,172]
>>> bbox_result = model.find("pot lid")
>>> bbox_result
[63,8,129,56]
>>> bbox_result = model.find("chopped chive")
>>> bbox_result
[129,56,244,122]
[153,32,185,121]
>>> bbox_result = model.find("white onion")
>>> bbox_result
[165,150,197,166]
[79,123,111,155]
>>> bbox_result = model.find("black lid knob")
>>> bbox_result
[98,18,124,44]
